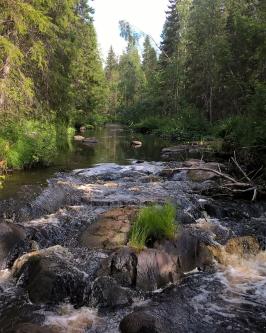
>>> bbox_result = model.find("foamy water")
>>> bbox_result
[44,304,103,333]
[192,251,266,322]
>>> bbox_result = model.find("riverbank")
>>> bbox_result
[0,160,266,332]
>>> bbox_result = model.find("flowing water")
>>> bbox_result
[0,124,170,202]
[0,124,266,332]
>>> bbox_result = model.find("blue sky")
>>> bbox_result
[92,0,169,60]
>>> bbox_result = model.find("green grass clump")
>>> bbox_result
[129,203,178,250]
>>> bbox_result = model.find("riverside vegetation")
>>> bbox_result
[129,203,177,250]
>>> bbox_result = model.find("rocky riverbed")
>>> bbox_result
[0,160,266,333]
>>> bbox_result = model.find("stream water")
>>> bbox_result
[0,124,266,333]
[0,124,170,203]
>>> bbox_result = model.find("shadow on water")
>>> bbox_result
[0,124,171,202]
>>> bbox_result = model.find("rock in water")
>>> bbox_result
[80,207,137,250]
[90,276,133,308]
[12,246,89,305]
[131,140,142,147]
[136,249,180,291]
[73,135,85,141]
[0,222,27,269]
[120,311,171,333]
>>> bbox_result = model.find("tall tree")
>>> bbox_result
[142,36,157,86]
[105,46,119,117]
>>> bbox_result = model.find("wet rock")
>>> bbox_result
[90,276,133,308]
[73,135,85,141]
[209,236,261,265]
[187,162,220,182]
[80,207,137,250]
[161,145,213,160]
[97,247,137,287]
[97,247,180,292]
[12,246,89,305]
[136,249,180,291]
[120,311,171,333]
[0,222,27,269]
[154,231,213,273]
[12,323,56,333]
[225,236,260,257]
[83,137,98,144]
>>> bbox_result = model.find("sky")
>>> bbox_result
[92,0,169,61]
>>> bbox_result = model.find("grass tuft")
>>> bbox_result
[129,203,178,250]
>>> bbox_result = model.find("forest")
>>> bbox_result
[0,0,265,169]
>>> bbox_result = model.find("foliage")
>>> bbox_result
[0,0,107,169]
[129,203,178,250]
[105,0,266,147]
[0,120,74,169]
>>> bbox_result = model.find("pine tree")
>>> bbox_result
[158,0,180,115]
[105,46,119,117]
[142,36,157,86]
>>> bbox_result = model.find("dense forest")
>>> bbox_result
[106,0,266,147]
[0,0,106,168]
[0,0,265,170]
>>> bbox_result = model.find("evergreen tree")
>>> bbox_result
[105,46,119,117]
[158,0,181,115]
[142,36,157,86]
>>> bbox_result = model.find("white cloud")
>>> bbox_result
[92,0,168,60]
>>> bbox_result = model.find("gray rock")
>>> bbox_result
[120,311,171,333]
[12,246,89,305]
[0,222,27,269]
[90,276,133,308]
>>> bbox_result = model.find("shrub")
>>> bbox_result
[129,203,178,250]
[0,120,74,169]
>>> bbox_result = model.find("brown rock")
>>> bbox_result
[136,248,180,291]
[80,207,138,250]
[225,236,260,257]
[208,236,260,265]
[154,231,213,273]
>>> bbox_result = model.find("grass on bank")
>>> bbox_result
[129,203,178,250]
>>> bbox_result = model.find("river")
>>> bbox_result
[0,124,170,203]
[0,124,266,333]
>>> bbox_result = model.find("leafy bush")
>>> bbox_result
[129,203,178,250]
[213,115,266,147]
[0,120,74,169]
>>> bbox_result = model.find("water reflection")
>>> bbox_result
[0,124,170,201]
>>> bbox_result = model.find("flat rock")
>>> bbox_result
[80,207,138,250]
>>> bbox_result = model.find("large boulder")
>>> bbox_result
[120,311,171,333]
[0,222,27,269]
[154,231,213,273]
[12,246,89,305]
[80,207,137,250]
[97,247,180,292]
[96,247,137,287]
[136,249,180,291]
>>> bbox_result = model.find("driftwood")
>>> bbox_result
[164,154,265,201]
